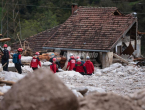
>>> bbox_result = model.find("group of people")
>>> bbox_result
[66,54,94,75]
[1,44,41,74]
[1,44,24,74]
[1,45,94,75]
[50,53,94,75]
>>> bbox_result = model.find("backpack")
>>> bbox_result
[2,49,9,60]
[12,53,19,64]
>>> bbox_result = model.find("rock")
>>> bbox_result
[72,89,83,98]
[129,89,145,110]
[79,92,143,110]
[0,68,79,110]
[75,87,88,96]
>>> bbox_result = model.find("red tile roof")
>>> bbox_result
[11,26,60,52]
[43,7,136,51]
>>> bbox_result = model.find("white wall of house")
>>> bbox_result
[67,51,89,60]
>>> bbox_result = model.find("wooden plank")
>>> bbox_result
[0,80,15,85]
[113,53,129,64]
[0,91,4,96]
[0,38,11,42]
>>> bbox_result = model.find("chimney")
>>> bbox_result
[72,3,78,14]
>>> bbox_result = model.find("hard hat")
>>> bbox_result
[70,53,73,56]
[35,52,40,55]
[86,56,90,59]
[77,56,80,59]
[3,44,8,48]
[18,48,23,52]
[71,56,74,59]
[51,53,55,56]
[78,58,81,61]
[53,58,56,61]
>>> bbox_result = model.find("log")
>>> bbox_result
[0,91,4,96]
[0,80,15,85]
[0,38,11,42]
[113,53,129,64]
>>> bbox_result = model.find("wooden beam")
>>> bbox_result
[113,53,128,64]
[0,38,11,42]
[0,91,4,96]
[0,80,15,85]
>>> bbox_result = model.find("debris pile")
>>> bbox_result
[0,67,145,110]
[79,92,143,110]
[0,69,79,110]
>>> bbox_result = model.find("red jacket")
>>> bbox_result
[73,62,87,73]
[50,63,58,73]
[30,56,41,68]
[84,60,94,74]
[66,58,76,70]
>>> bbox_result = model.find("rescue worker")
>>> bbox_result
[30,52,41,70]
[1,44,9,71]
[49,53,61,68]
[84,56,94,75]
[67,53,73,62]
[73,58,87,75]
[66,56,76,70]
[76,56,80,62]
[50,58,58,73]
[80,56,85,64]
[14,48,23,74]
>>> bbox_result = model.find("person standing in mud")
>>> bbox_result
[84,56,94,75]
[13,48,23,74]
[73,58,87,75]
[30,52,41,70]
[49,53,61,69]
[1,44,10,71]
[50,58,58,73]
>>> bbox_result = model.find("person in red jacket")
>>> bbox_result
[50,58,58,73]
[84,56,94,75]
[66,56,76,70]
[30,52,41,70]
[73,58,87,75]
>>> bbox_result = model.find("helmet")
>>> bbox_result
[71,56,74,59]
[3,44,8,48]
[53,58,56,61]
[86,56,90,59]
[35,52,40,55]
[78,58,81,61]
[51,53,55,56]
[70,53,73,57]
[77,56,80,59]
[18,48,23,52]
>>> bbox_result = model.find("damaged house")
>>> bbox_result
[11,5,140,68]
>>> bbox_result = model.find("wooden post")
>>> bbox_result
[102,52,107,69]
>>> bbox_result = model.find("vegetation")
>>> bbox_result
[0,0,145,54]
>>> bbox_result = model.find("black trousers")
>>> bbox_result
[80,72,86,75]
[2,59,9,71]
[32,67,38,70]
[85,74,92,76]
[15,64,22,74]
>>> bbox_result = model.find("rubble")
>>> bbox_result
[0,68,79,110]
[79,92,143,110]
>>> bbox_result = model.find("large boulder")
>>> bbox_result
[0,68,79,110]
[129,89,145,110]
[79,92,143,110]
